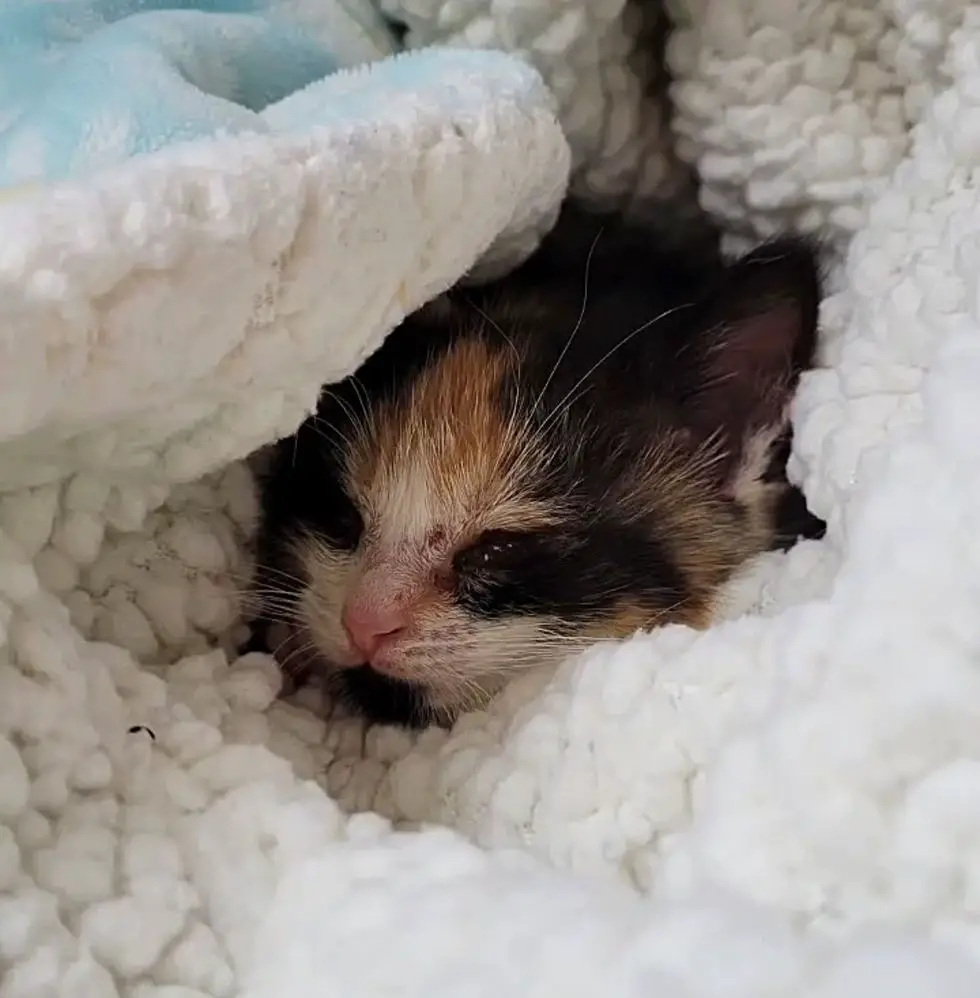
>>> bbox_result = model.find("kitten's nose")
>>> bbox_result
[341,602,408,660]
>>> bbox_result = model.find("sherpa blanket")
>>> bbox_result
[3,0,980,997]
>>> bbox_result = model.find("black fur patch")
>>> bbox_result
[453,523,690,622]
[246,199,828,729]
[336,667,435,729]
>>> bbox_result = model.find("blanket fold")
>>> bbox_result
[0,0,399,184]
[5,1,980,997]
[0,43,569,489]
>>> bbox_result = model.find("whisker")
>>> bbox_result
[275,637,320,678]
[347,375,372,425]
[530,225,604,417]
[463,296,521,365]
[234,586,301,602]
[539,302,695,435]
[234,603,301,623]
[236,601,304,622]
[320,388,366,438]
[236,561,307,584]
[243,610,305,631]
[232,585,303,607]
[308,414,360,455]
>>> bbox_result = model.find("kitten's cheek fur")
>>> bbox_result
[295,543,363,668]
[298,589,360,669]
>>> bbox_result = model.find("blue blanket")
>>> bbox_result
[0,0,401,185]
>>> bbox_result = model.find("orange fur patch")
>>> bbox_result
[345,337,559,553]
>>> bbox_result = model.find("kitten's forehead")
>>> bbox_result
[343,336,556,545]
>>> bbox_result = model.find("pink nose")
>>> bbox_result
[342,602,409,661]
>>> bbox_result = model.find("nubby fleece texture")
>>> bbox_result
[2,2,980,998]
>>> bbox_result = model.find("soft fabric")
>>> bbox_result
[667,0,950,249]
[0,0,400,184]
[0,45,568,490]
[380,0,698,211]
[4,4,980,998]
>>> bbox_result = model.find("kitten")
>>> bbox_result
[246,203,826,728]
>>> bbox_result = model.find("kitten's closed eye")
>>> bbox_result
[453,530,535,576]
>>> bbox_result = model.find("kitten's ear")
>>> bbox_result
[680,237,822,490]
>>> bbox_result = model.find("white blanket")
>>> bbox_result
[5,2,980,997]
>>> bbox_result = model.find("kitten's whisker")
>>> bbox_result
[235,588,300,604]
[539,303,695,436]
[245,563,309,588]
[308,415,360,455]
[530,226,604,418]
[276,637,319,677]
[348,375,373,425]
[233,587,303,609]
[246,610,305,630]
[235,602,301,623]
[238,605,304,625]
[463,297,521,365]
[319,389,371,448]
[320,388,363,431]
[234,580,302,598]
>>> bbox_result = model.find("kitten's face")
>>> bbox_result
[293,337,718,723]
[256,233,825,727]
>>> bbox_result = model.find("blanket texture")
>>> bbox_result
[380,0,693,208]
[0,0,400,184]
[4,1,980,998]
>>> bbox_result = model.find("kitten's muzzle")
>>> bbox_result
[341,600,410,669]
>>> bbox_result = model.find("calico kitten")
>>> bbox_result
[246,203,826,728]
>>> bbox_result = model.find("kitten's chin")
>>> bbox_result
[308,626,556,727]
[332,665,444,729]
[328,660,513,730]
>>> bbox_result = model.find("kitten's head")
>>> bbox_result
[257,237,825,727]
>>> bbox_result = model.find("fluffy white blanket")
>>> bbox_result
[5,2,980,997]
